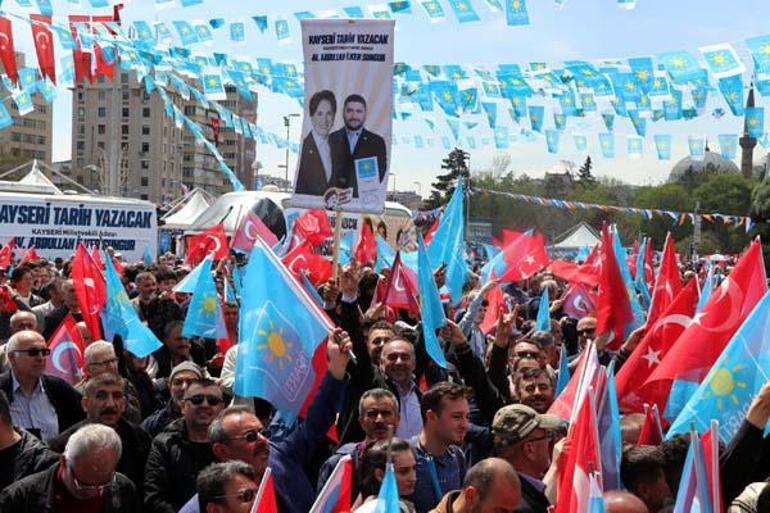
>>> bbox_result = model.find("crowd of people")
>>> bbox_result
[0,245,767,513]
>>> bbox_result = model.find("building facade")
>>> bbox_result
[0,53,53,164]
[70,71,257,204]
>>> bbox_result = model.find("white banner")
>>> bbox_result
[291,19,395,214]
[0,194,157,262]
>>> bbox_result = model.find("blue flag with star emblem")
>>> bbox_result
[183,257,228,339]
[746,35,770,73]
[505,0,529,25]
[746,107,765,138]
[202,72,226,100]
[0,103,13,130]
[654,134,672,160]
[172,20,199,45]
[420,0,446,20]
[700,43,745,79]
[528,105,544,132]
[481,102,497,128]
[659,50,702,84]
[418,235,448,369]
[599,132,615,158]
[718,75,745,116]
[688,136,705,158]
[428,182,467,304]
[229,22,245,42]
[545,129,560,154]
[667,291,770,444]
[446,0,480,22]
[275,18,290,41]
[718,134,738,159]
[628,57,654,92]
[573,134,588,152]
[602,113,615,131]
[627,136,644,158]
[494,126,509,149]
[235,239,334,422]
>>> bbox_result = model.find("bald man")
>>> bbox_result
[0,311,40,372]
[430,457,522,513]
[603,490,649,513]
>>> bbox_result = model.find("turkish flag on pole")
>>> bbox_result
[68,15,92,85]
[548,342,602,421]
[555,391,602,513]
[251,468,278,513]
[647,233,682,327]
[186,223,229,265]
[596,225,632,349]
[354,221,377,266]
[91,15,116,80]
[282,240,332,287]
[293,209,333,245]
[380,252,420,314]
[494,231,549,283]
[0,237,15,270]
[423,217,440,245]
[562,282,598,319]
[44,315,86,385]
[17,247,39,267]
[636,403,664,445]
[479,282,507,334]
[616,279,699,413]
[30,15,55,83]
[231,211,279,251]
[71,243,106,341]
[0,17,18,84]
[639,239,767,415]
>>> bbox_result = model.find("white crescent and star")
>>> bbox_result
[206,234,222,254]
[693,277,743,333]
[83,277,101,315]
[52,341,82,376]
[641,347,662,368]
[35,32,50,51]
[244,221,258,241]
[394,272,406,292]
[0,33,10,52]
[287,254,307,275]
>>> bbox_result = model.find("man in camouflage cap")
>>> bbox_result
[491,404,563,513]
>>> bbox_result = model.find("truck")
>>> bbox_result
[0,184,157,262]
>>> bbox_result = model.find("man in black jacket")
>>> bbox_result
[142,361,203,438]
[490,404,561,513]
[42,279,83,340]
[0,389,58,490]
[0,330,84,441]
[328,94,387,198]
[47,373,151,499]
[144,377,225,513]
[0,423,137,513]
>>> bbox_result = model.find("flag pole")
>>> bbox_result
[331,208,344,281]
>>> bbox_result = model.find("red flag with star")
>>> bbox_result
[638,240,766,415]
[596,225,632,349]
[354,221,377,266]
[30,15,55,83]
[494,231,549,283]
[0,17,18,84]
[616,279,698,413]
[0,237,15,270]
[647,233,682,328]
[231,210,279,252]
[380,252,419,314]
[186,223,229,265]
[253,468,278,513]
[293,209,333,245]
[282,240,332,287]
[44,314,86,385]
[71,243,106,341]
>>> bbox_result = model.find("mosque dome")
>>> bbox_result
[668,148,740,183]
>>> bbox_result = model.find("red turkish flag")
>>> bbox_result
[44,315,86,385]
[293,209,333,245]
[91,15,116,80]
[0,237,15,270]
[282,240,332,287]
[647,233,682,328]
[380,252,419,314]
[636,403,664,445]
[639,240,767,414]
[555,392,602,513]
[17,247,39,267]
[231,210,278,252]
[254,469,278,513]
[423,217,440,245]
[68,15,92,84]
[0,17,18,84]
[90,245,104,270]
[562,282,597,319]
[496,231,549,283]
[71,243,106,341]
[547,260,599,288]
[479,283,507,334]
[492,228,524,248]
[30,15,55,83]
[354,221,377,266]
[616,280,698,413]
[596,225,632,350]
[186,223,229,265]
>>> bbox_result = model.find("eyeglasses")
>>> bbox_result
[515,351,540,359]
[185,394,224,406]
[227,429,271,442]
[69,466,116,492]
[13,348,51,357]
[577,328,596,336]
[90,358,118,367]
[212,487,259,504]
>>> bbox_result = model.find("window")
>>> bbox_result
[98,125,106,135]
[97,75,106,84]
[97,142,105,150]
[122,107,129,118]
[77,92,84,102]
[121,73,129,84]
[142,126,150,135]
[34,105,46,114]
[140,177,149,186]
[98,91,106,101]
[122,90,129,101]
[78,125,85,135]
[141,142,150,153]
[97,107,106,118]
[121,125,129,135]
[78,107,86,118]
[76,141,85,150]
[141,160,149,170]
[140,194,148,200]
[162,178,166,187]
[143,107,151,118]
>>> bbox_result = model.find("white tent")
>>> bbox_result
[162,188,213,230]
[18,161,63,194]
[551,222,600,251]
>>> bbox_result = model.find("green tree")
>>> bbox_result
[426,147,469,208]
[577,156,596,188]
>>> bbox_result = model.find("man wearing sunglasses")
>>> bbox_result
[145,378,225,513]
[491,404,562,513]
[0,330,84,441]
[0,423,138,512]
[197,461,259,513]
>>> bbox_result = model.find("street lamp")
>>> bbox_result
[283,114,300,190]
[412,180,422,197]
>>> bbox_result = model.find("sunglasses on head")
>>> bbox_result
[14,348,51,357]
[185,394,223,406]
[227,429,271,442]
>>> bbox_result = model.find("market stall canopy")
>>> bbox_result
[162,188,214,230]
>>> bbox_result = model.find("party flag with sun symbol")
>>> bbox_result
[667,290,770,444]
[235,239,334,422]
[182,257,227,340]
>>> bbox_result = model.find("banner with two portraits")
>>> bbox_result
[291,19,395,214]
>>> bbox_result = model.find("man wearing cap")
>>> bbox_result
[491,404,562,513]
[142,361,202,438]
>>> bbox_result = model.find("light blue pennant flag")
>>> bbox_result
[599,132,615,158]
[718,75,745,116]
[545,129,560,154]
[505,0,529,25]
[746,107,765,138]
[573,134,588,152]
[627,136,643,158]
[252,16,268,32]
[528,105,544,132]
[746,35,770,73]
[229,22,245,42]
[700,43,745,79]
[275,18,290,41]
[172,20,199,45]
[447,0,481,22]
[494,126,509,149]
[718,134,738,159]
[418,235,448,368]
[659,50,702,84]
[420,0,446,20]
[688,136,705,158]
[654,134,672,160]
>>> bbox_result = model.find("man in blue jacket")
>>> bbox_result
[177,333,352,513]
